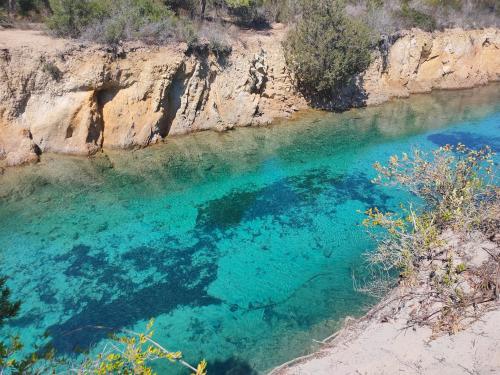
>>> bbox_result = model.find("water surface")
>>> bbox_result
[0,85,499,374]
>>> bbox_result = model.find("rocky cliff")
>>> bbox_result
[0,26,499,166]
[365,28,500,105]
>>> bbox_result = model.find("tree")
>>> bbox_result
[0,276,37,374]
[7,0,14,14]
[283,0,373,96]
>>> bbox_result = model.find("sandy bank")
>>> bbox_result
[272,231,500,375]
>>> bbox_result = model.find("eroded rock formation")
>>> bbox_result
[365,28,500,105]
[0,26,499,166]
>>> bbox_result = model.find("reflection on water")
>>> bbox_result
[0,84,499,374]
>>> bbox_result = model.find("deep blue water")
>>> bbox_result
[0,84,499,374]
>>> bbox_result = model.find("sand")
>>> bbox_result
[272,234,500,375]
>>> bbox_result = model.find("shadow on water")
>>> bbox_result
[428,131,500,151]
[44,242,221,353]
[209,357,259,375]
[197,169,392,232]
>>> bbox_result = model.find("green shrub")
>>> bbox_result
[425,0,463,11]
[0,0,49,17]
[47,0,175,42]
[0,8,9,26]
[223,0,267,26]
[42,60,62,81]
[86,2,176,44]
[114,10,199,46]
[396,0,437,31]
[283,0,373,96]
[47,0,108,37]
[478,0,499,14]
[16,0,47,15]
[366,144,497,281]
[372,144,496,230]
[166,0,198,15]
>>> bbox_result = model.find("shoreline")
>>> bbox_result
[1,26,499,167]
[2,81,499,173]
[270,230,500,375]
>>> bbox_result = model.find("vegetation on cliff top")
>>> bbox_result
[283,0,373,96]
[2,1,379,102]
[1,0,498,99]
[1,0,499,36]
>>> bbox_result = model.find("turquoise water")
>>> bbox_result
[0,85,499,374]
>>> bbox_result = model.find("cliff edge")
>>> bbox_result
[0,26,499,166]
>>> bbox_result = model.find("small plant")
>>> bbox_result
[203,23,233,57]
[395,0,437,31]
[186,22,233,58]
[363,206,441,282]
[41,60,63,81]
[78,319,207,375]
[208,38,232,58]
[455,263,467,273]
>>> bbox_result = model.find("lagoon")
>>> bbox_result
[0,85,499,374]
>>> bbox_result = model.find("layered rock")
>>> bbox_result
[0,26,499,166]
[365,28,500,105]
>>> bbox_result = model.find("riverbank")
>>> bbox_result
[272,228,500,375]
[0,25,499,167]
[0,82,498,374]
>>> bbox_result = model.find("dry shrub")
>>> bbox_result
[362,144,499,334]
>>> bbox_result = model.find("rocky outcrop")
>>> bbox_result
[0,26,303,166]
[0,26,499,166]
[364,28,500,105]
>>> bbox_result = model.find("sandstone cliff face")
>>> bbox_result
[364,28,500,105]
[0,26,499,166]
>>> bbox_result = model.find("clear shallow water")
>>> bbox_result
[0,85,499,374]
